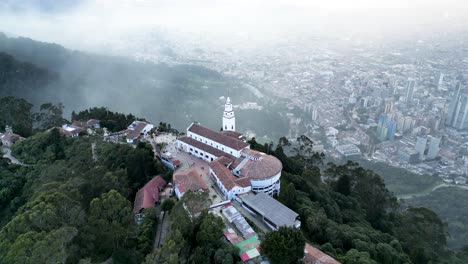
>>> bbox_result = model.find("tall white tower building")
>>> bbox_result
[222,97,236,131]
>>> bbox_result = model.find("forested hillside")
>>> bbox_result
[249,137,468,263]
[0,129,164,263]
[1,101,468,262]
[0,52,57,103]
[0,33,289,138]
[408,187,468,251]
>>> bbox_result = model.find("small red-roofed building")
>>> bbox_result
[304,243,341,264]
[134,175,167,214]
[173,168,209,199]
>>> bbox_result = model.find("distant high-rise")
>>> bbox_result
[387,121,397,141]
[377,114,396,141]
[427,136,441,160]
[405,79,416,103]
[446,83,468,130]
[311,107,318,121]
[415,136,427,161]
[384,102,394,114]
[438,73,445,90]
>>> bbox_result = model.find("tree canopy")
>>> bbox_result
[261,226,305,264]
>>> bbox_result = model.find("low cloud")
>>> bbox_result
[0,0,467,51]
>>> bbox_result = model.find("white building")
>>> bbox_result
[126,121,154,144]
[176,97,282,200]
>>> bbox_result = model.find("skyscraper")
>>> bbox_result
[427,136,441,160]
[415,136,427,161]
[446,83,468,130]
[387,121,397,141]
[405,79,416,103]
[438,73,445,90]
[311,106,318,121]
[377,114,396,141]
[384,102,394,113]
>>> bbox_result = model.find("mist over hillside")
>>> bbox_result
[0,33,288,138]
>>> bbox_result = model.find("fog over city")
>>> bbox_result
[1,0,467,51]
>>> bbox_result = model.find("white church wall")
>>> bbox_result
[250,172,281,196]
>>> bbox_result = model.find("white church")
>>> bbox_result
[176,97,283,200]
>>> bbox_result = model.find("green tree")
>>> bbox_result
[261,226,305,264]
[0,96,34,136]
[34,102,67,130]
[342,249,377,264]
[280,183,297,209]
[161,199,175,212]
[88,190,134,260]
[335,174,351,196]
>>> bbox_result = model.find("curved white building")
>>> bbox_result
[210,148,282,200]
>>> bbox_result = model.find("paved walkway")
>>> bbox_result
[1,147,27,166]
[165,141,224,205]
[154,210,171,248]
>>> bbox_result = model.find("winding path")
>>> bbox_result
[1,147,27,166]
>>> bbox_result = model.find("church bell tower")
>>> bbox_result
[222,97,236,131]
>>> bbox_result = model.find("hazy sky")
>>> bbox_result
[1,0,467,50]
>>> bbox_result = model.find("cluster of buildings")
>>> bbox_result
[114,28,468,182]
[60,119,100,137]
[58,118,155,146]
[169,97,302,231]
[175,97,283,201]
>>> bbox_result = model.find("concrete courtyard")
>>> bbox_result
[164,141,224,205]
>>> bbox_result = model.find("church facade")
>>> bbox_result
[176,97,282,200]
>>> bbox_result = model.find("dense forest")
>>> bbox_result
[0,129,165,263]
[0,33,289,138]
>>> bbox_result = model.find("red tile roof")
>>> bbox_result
[236,152,283,180]
[188,123,249,151]
[178,136,236,161]
[173,168,209,194]
[304,243,341,264]
[134,175,167,213]
[220,130,244,140]
[210,158,252,191]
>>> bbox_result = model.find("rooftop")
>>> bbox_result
[220,130,244,140]
[134,175,166,213]
[241,192,299,228]
[188,123,249,151]
[234,151,282,180]
[178,136,236,161]
[304,243,341,264]
[127,121,150,140]
[210,158,251,191]
[173,167,209,194]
